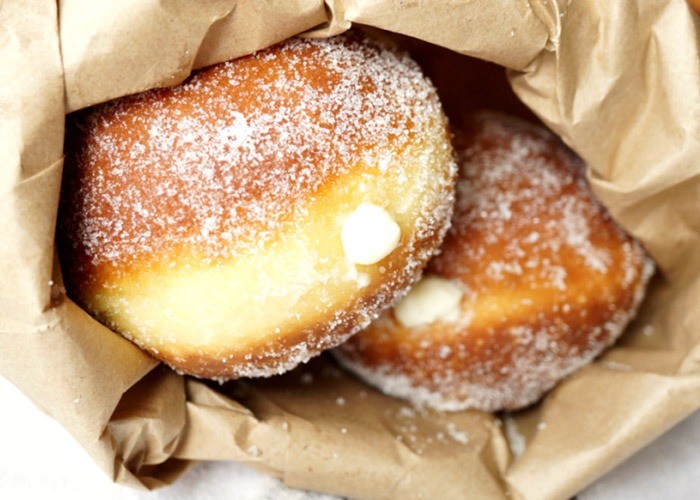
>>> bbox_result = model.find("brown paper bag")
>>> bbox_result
[1,0,699,498]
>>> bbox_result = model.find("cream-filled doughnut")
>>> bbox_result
[57,34,456,380]
[335,111,654,411]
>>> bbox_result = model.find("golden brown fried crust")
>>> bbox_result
[336,112,654,411]
[57,34,456,379]
[61,40,388,292]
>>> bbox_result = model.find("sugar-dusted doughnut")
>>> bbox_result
[335,111,654,411]
[57,34,456,380]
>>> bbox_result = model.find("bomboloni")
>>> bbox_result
[335,111,654,411]
[57,34,457,380]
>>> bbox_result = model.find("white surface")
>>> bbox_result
[0,376,327,500]
[580,411,700,500]
[1,374,699,499]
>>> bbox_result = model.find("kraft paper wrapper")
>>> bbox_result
[1,0,699,498]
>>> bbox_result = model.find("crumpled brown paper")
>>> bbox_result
[1,0,699,499]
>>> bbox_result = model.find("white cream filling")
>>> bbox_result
[394,276,464,327]
[341,203,401,266]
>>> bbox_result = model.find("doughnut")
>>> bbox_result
[56,34,456,380]
[334,111,654,412]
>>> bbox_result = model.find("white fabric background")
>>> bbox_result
[1,374,698,499]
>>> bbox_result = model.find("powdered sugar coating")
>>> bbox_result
[335,111,655,411]
[61,35,448,272]
[57,34,457,380]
